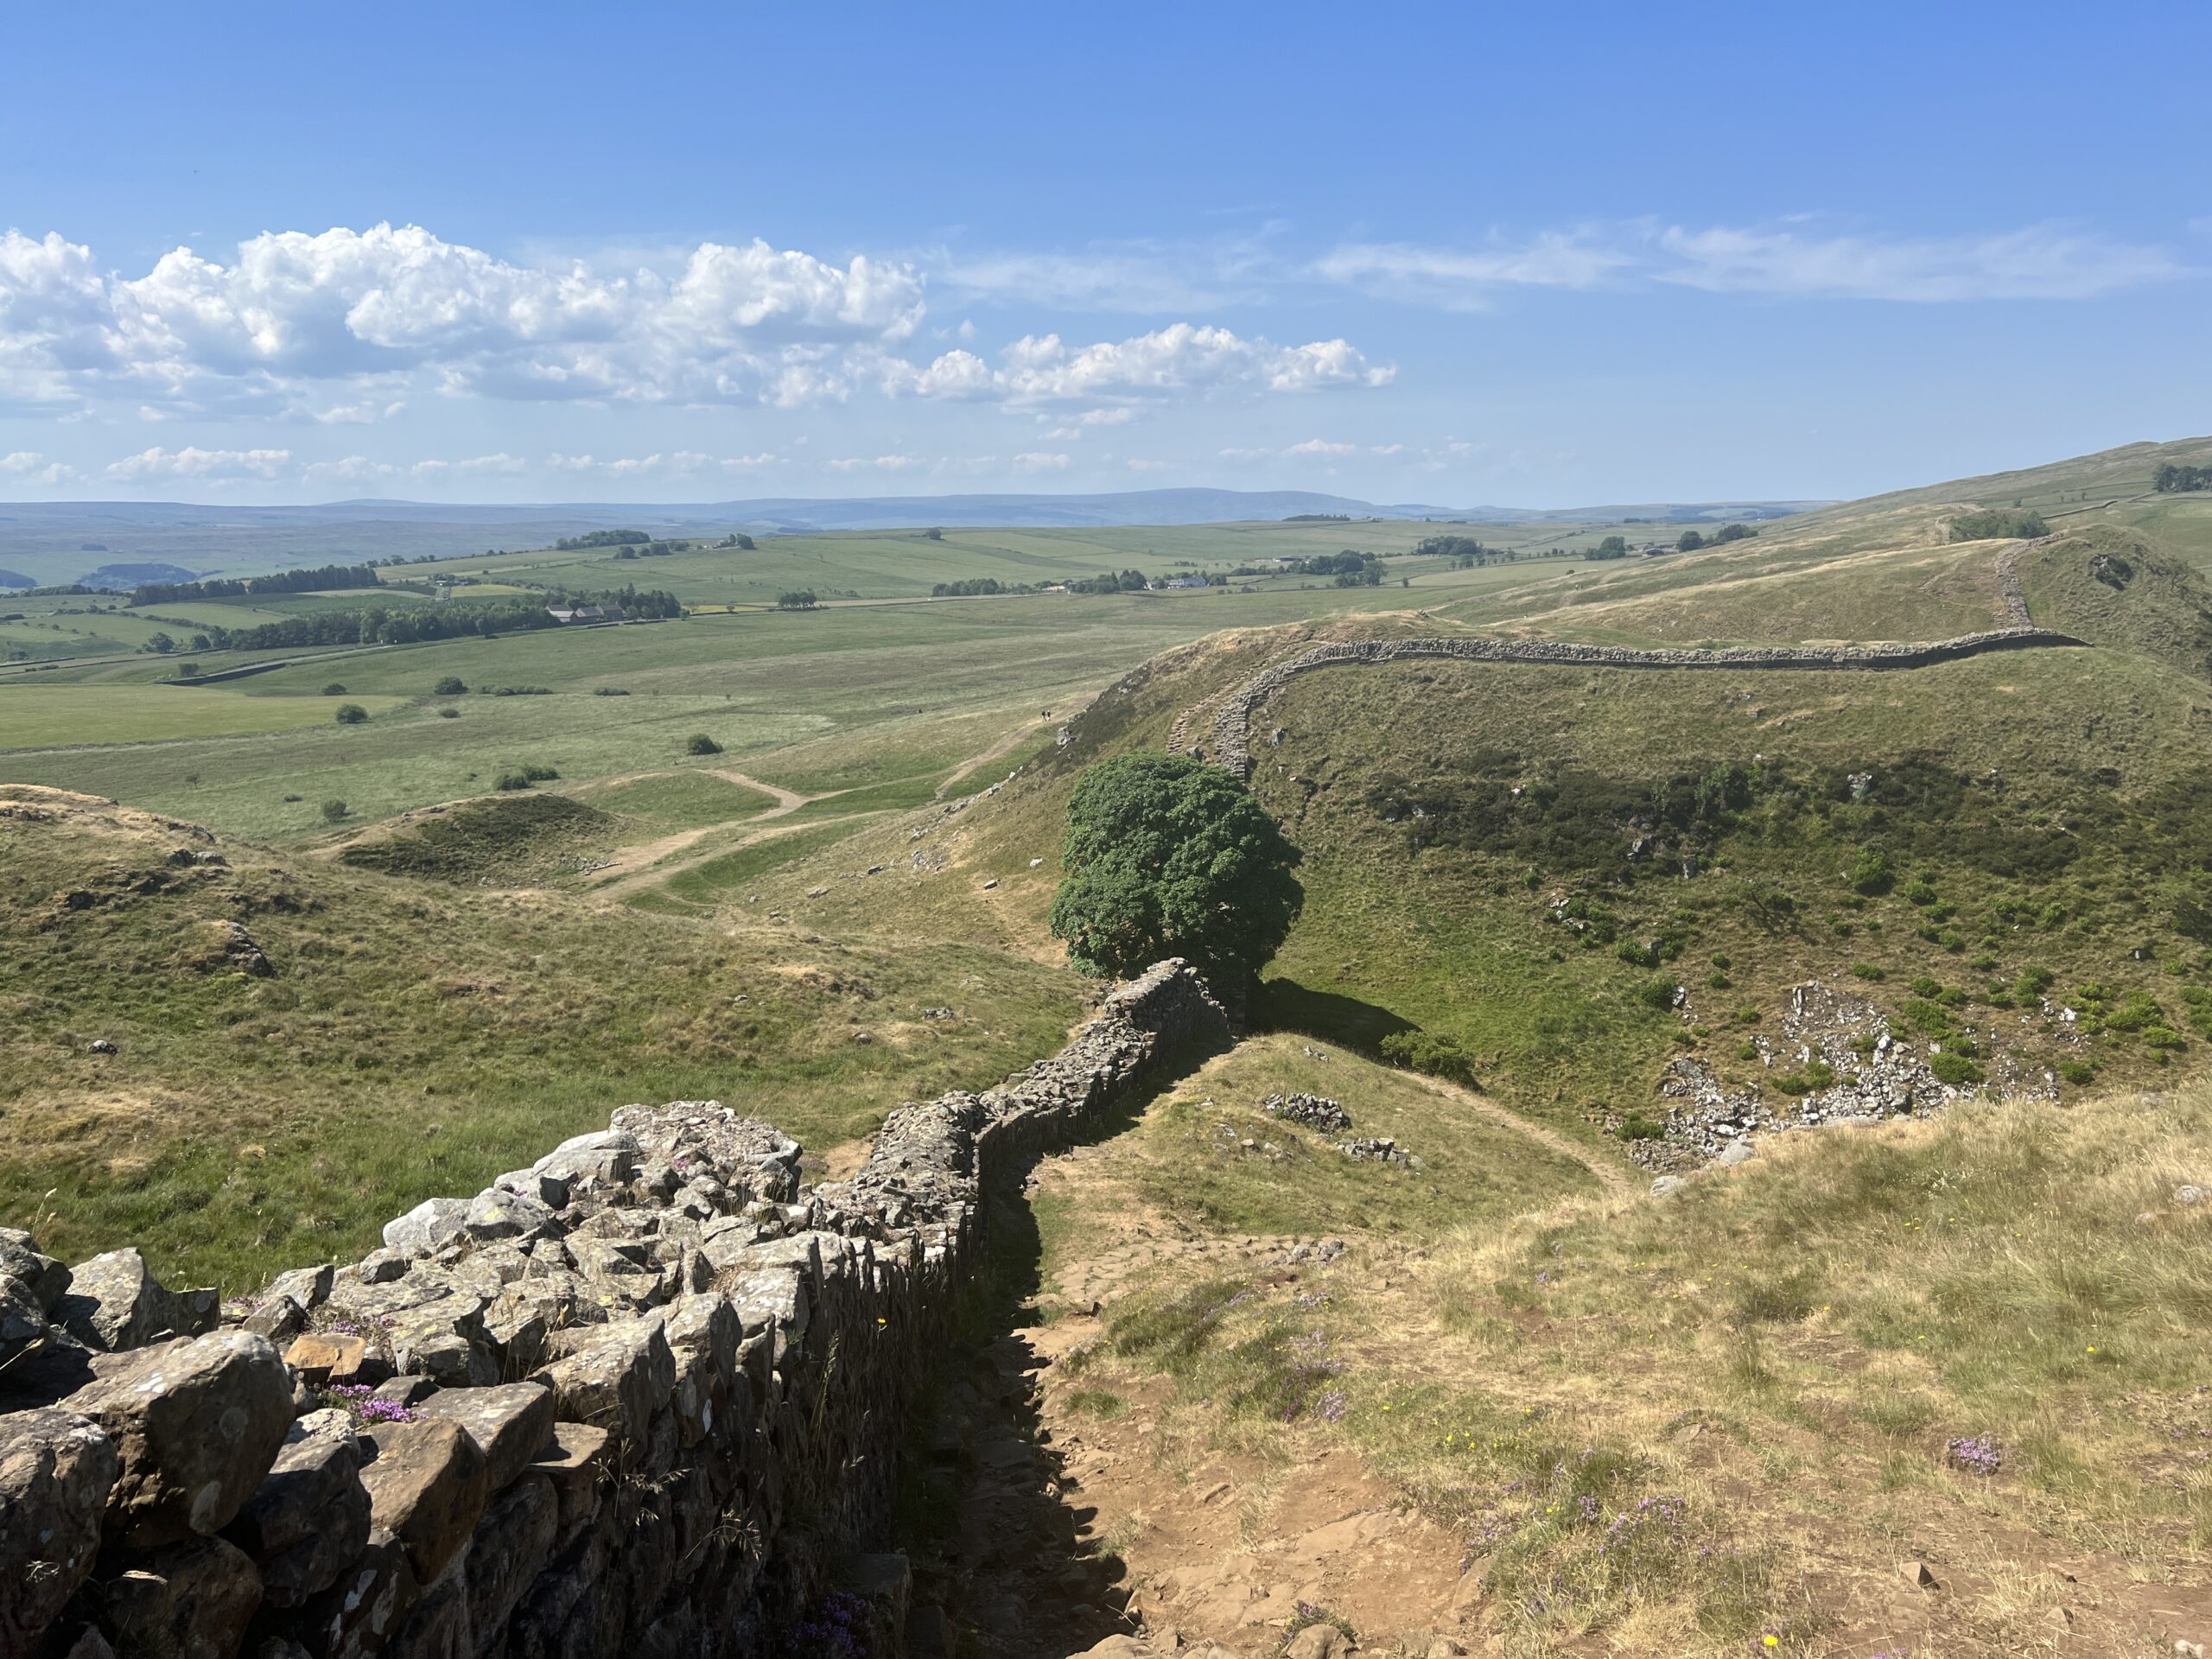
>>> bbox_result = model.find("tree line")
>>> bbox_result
[160,587,681,652]
[128,563,383,606]
[2155,464,2211,493]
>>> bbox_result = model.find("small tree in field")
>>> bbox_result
[334,702,368,724]
[1047,752,1301,989]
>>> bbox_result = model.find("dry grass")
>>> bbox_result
[1067,1079,2212,1653]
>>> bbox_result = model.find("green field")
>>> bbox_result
[0,685,410,747]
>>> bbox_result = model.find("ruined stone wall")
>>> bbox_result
[1185,627,2085,778]
[0,961,1225,1659]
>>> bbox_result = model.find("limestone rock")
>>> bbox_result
[265,1263,334,1312]
[99,1535,264,1659]
[414,1382,556,1491]
[462,1185,558,1244]
[284,1332,373,1387]
[65,1330,293,1546]
[531,1128,642,1191]
[227,1408,372,1608]
[533,1316,675,1446]
[1287,1624,1356,1659]
[297,1525,419,1659]
[242,1294,308,1344]
[358,1417,489,1583]
[0,1228,69,1309]
[0,1273,49,1367]
[382,1198,471,1260]
[0,1408,119,1650]
[53,1247,216,1351]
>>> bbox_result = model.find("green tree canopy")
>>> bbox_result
[1047,752,1302,988]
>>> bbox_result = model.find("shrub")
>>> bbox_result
[321,682,347,696]
[1635,979,1679,1011]
[436,706,460,718]
[594,687,630,696]
[1615,1114,1665,1141]
[321,800,348,823]
[1616,938,1659,969]
[334,702,368,724]
[1902,880,1939,906]
[1848,848,1894,895]
[1378,1030,1479,1087]
[1909,975,1944,999]
[686,734,722,756]
[433,676,467,696]
[520,763,559,782]
[2059,1060,2095,1084]
[495,772,532,791]
[1927,1051,1985,1086]
[1851,963,1886,982]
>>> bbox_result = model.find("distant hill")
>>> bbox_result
[80,561,198,591]
[0,568,31,589]
[0,490,1830,587]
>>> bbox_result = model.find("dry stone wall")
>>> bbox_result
[1185,628,2084,778]
[0,961,1225,1659]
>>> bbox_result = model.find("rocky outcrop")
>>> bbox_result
[1180,628,2087,778]
[0,959,1225,1659]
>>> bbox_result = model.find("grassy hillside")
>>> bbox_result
[0,785,1084,1289]
[1042,1077,2212,1655]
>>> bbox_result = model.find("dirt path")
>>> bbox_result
[935,714,1052,800]
[1405,1069,1636,1200]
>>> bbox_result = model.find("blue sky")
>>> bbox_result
[3,1,2206,507]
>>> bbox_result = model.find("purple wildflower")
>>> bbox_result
[1946,1434,2003,1476]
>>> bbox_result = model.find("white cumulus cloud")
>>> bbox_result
[887,322,1392,404]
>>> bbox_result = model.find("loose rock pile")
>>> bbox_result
[1639,981,2040,1171]
[1261,1093,1351,1132]
[1334,1137,1421,1168]
[0,960,1227,1659]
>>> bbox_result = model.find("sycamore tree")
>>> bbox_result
[1047,752,1302,988]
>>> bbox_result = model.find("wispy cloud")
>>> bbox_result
[1319,218,2190,306]
[936,233,1274,313]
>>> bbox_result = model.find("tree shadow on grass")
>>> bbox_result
[1250,975,1416,1053]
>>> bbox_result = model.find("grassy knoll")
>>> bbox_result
[0,785,1084,1290]
[1070,1033,1602,1243]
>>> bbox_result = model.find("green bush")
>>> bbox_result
[1635,979,1678,1011]
[1848,848,1894,895]
[1616,938,1660,969]
[2060,1060,2095,1084]
[321,800,348,824]
[1851,963,1886,981]
[1908,976,1943,999]
[686,734,722,756]
[436,707,460,719]
[334,702,368,725]
[594,687,630,697]
[1928,1051,1985,1086]
[1377,1029,1479,1087]
[321,683,347,696]
[1902,880,1939,906]
[494,772,532,791]
[433,676,467,696]
[1614,1114,1666,1141]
